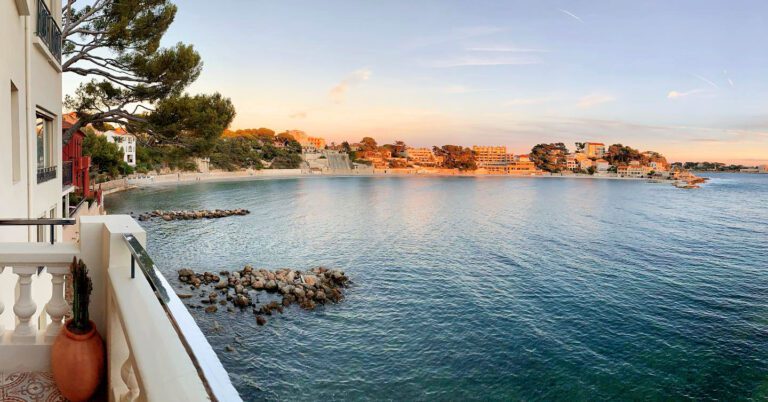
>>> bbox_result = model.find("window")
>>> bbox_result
[11,81,21,182]
[36,113,54,169]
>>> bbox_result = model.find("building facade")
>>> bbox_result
[1,0,66,242]
[405,147,437,166]
[585,142,606,158]
[103,128,137,166]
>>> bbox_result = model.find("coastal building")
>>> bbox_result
[62,114,92,197]
[617,165,629,176]
[595,159,610,173]
[566,154,578,171]
[759,165,768,174]
[307,136,326,151]
[103,128,137,167]
[1,0,68,243]
[405,147,438,166]
[585,142,606,158]
[625,161,653,178]
[473,146,509,173]
[648,160,666,172]
[507,155,537,174]
[579,159,594,171]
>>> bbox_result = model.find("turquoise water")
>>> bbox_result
[106,174,768,401]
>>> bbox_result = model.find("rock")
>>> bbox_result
[162,215,172,221]
[256,316,266,326]
[225,345,235,352]
[252,279,265,290]
[178,268,195,280]
[293,287,306,299]
[302,275,317,287]
[234,294,250,307]
[235,284,244,294]
[220,270,230,276]
[227,307,235,313]
[265,280,277,291]
[219,300,227,306]
[205,305,217,313]
[214,279,228,290]
[176,292,193,299]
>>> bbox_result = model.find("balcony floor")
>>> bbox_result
[0,372,65,401]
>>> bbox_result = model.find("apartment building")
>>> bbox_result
[103,128,137,167]
[405,147,437,166]
[1,0,68,242]
[473,146,509,173]
[585,142,606,158]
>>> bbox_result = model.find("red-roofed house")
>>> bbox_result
[62,112,92,197]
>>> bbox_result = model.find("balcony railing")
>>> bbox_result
[36,0,62,62]
[0,215,242,401]
[62,160,73,187]
[37,165,57,184]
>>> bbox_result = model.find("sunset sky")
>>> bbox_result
[64,0,768,164]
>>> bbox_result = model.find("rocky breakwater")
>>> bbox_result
[136,208,250,221]
[177,265,349,326]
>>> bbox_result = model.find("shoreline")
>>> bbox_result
[98,169,696,193]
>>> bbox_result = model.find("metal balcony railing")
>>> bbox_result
[36,0,62,62]
[37,165,57,184]
[122,234,243,401]
[62,160,73,187]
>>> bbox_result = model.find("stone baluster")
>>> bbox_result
[45,265,69,342]
[12,266,38,343]
[120,355,140,402]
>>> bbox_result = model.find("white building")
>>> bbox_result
[103,128,137,167]
[1,0,69,243]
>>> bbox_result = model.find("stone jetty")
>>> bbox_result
[136,209,250,221]
[177,265,349,326]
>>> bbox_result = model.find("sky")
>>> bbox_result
[64,0,768,164]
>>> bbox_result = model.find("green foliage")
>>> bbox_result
[360,137,378,151]
[209,137,302,170]
[82,132,124,177]
[148,92,236,155]
[433,145,477,170]
[69,257,93,333]
[530,143,569,172]
[605,144,643,166]
[210,137,265,171]
[587,166,597,175]
[62,1,234,154]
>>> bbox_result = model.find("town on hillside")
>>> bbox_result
[64,110,766,198]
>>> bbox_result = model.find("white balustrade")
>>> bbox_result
[12,266,38,343]
[45,265,69,342]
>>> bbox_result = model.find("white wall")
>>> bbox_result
[0,0,63,242]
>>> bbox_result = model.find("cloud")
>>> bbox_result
[667,89,705,99]
[558,9,584,23]
[407,26,507,49]
[428,55,541,68]
[330,68,372,103]
[577,94,615,108]
[693,73,719,89]
[466,45,547,52]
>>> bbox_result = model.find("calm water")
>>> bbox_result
[107,174,768,401]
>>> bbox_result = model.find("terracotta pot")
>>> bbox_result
[51,320,105,402]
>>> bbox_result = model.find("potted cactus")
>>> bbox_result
[51,257,105,402]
